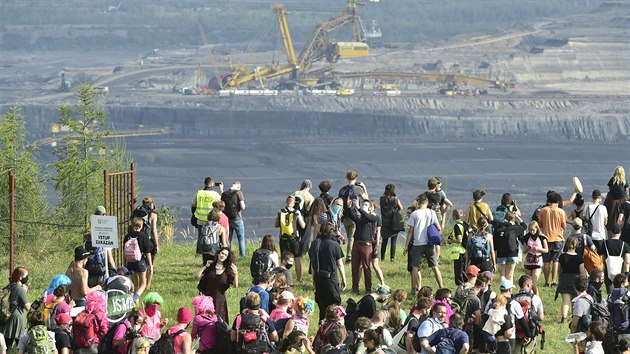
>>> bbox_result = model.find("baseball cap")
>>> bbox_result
[611,223,622,234]
[571,218,583,228]
[74,246,90,261]
[55,313,72,325]
[280,291,295,300]
[94,205,106,215]
[500,279,516,291]
[466,265,480,276]
[592,189,602,198]
[481,271,494,281]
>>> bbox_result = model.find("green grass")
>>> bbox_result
[23,242,569,351]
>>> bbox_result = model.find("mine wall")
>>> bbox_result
[10,96,630,143]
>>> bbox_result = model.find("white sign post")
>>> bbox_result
[90,215,119,279]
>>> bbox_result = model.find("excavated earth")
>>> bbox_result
[1,2,629,234]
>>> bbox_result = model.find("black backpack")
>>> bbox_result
[222,190,240,220]
[236,313,271,354]
[584,205,600,237]
[149,328,185,354]
[196,316,234,354]
[435,328,457,354]
[250,249,273,285]
[84,240,106,287]
[133,205,153,241]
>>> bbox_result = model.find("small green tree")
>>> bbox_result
[53,85,128,227]
[0,107,48,247]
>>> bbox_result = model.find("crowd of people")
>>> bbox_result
[1,166,630,354]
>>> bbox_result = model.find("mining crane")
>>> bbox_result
[218,1,368,89]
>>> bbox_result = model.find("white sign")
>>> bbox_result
[90,215,119,248]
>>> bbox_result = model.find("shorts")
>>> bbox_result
[408,245,437,271]
[497,257,519,265]
[543,241,563,263]
[126,259,147,273]
[524,264,542,270]
[280,236,302,257]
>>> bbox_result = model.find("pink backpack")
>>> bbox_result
[124,237,142,262]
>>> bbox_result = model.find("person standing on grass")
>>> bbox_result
[194,247,239,323]
[222,181,247,258]
[192,177,222,237]
[522,220,548,295]
[585,189,608,253]
[123,217,153,301]
[379,184,404,262]
[538,191,566,287]
[465,189,492,230]
[558,237,585,324]
[1,267,32,348]
[348,198,382,293]
[309,222,347,321]
[275,195,306,283]
[605,166,628,232]
[602,223,630,293]
[404,194,443,296]
[339,169,369,263]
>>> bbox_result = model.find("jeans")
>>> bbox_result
[229,219,246,257]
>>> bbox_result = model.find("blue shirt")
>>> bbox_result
[248,285,270,313]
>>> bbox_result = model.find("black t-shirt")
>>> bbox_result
[309,238,344,279]
[357,294,377,320]
[560,253,583,273]
[495,312,513,337]
[379,196,399,225]
[604,239,630,258]
[402,314,421,347]
[350,207,381,242]
[54,330,73,351]
[123,231,152,255]
[494,222,526,258]
[608,178,628,199]
[339,184,365,216]
[620,201,630,230]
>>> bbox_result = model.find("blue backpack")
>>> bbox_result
[467,235,490,259]
[492,205,509,225]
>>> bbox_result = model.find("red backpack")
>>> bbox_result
[73,311,99,348]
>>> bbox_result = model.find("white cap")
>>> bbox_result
[280,291,295,300]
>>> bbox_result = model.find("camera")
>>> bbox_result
[215,181,222,186]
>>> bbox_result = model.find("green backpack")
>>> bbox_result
[26,325,55,354]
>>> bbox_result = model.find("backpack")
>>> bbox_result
[427,224,442,246]
[42,300,62,331]
[434,328,457,354]
[0,286,14,323]
[412,318,441,352]
[531,204,545,222]
[278,208,297,239]
[467,235,490,259]
[608,291,630,333]
[577,296,610,333]
[149,328,185,354]
[73,311,99,348]
[198,221,222,256]
[98,322,127,354]
[134,205,153,241]
[84,240,107,280]
[493,205,509,225]
[236,313,271,354]
[583,244,604,274]
[313,321,336,354]
[124,236,142,262]
[250,249,273,285]
[339,185,361,216]
[344,298,359,331]
[222,190,240,220]
[604,241,625,280]
[293,191,309,218]
[423,191,442,211]
[26,325,55,354]
[584,205,600,237]
[512,291,542,340]
[239,287,266,313]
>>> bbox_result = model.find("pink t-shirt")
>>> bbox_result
[270,308,291,322]
[140,309,163,343]
[113,320,131,354]
[219,213,229,242]
[168,325,188,354]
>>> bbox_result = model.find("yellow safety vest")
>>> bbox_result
[194,190,220,222]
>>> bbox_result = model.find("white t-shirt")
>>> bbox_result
[407,208,438,246]
[585,203,608,240]
[417,317,442,354]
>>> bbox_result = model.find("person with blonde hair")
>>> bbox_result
[607,166,628,232]
[558,237,585,323]
[522,221,548,295]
